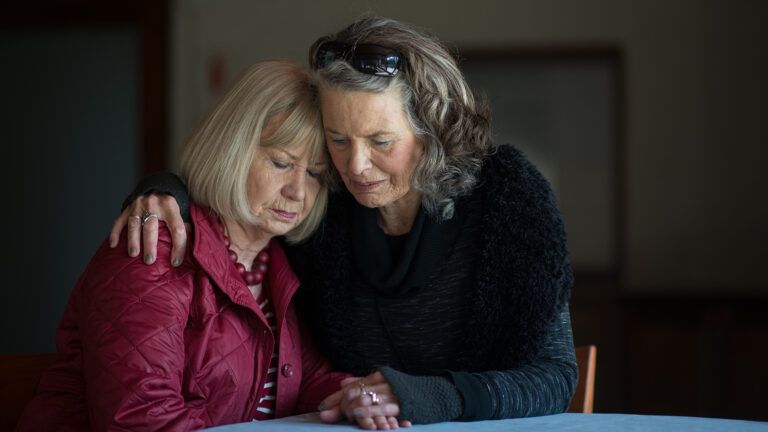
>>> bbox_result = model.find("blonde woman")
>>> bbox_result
[18,61,355,431]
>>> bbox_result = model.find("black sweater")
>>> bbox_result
[289,145,577,423]
[128,144,577,423]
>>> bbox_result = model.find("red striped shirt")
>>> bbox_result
[253,290,279,420]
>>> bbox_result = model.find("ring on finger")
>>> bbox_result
[141,210,158,226]
[365,390,381,405]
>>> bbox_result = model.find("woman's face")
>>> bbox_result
[246,118,325,238]
[320,87,424,210]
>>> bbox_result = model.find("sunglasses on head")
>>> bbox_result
[312,41,404,77]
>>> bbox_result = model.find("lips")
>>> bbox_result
[350,180,384,192]
[271,209,298,220]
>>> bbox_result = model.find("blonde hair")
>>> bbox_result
[180,60,328,242]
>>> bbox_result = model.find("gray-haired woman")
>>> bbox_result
[112,16,577,430]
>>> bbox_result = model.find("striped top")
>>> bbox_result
[253,292,278,420]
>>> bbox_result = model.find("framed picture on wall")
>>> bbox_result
[460,48,624,277]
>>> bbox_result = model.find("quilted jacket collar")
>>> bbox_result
[189,204,300,326]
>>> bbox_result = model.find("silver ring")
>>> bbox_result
[141,210,158,225]
[365,390,380,405]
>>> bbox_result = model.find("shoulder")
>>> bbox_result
[477,144,562,226]
[67,235,197,371]
[480,144,552,195]
[79,224,197,322]
[473,144,571,309]
[466,146,573,366]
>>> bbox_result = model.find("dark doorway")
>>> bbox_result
[1,1,169,353]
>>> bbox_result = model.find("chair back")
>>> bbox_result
[0,352,57,430]
[568,344,597,413]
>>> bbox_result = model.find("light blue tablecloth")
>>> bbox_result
[203,412,768,431]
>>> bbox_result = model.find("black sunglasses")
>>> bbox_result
[313,41,404,77]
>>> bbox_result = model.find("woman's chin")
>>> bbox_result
[350,194,384,209]
[271,224,297,237]
[254,219,297,239]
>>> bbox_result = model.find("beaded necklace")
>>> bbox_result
[219,221,270,285]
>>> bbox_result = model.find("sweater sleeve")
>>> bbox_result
[377,367,463,423]
[122,172,191,222]
[464,304,577,419]
[378,304,577,423]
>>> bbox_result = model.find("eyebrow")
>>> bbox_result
[276,148,299,160]
[325,128,395,138]
[366,131,395,138]
[275,148,327,167]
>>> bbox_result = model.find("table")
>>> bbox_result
[202,412,768,431]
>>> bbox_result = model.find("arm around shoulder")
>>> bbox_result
[122,172,190,222]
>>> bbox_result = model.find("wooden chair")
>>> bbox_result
[568,344,597,413]
[0,353,57,431]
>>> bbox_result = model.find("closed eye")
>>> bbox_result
[272,159,290,169]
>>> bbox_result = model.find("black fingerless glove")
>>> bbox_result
[122,172,190,222]
[377,366,462,424]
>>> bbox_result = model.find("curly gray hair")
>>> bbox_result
[310,16,494,220]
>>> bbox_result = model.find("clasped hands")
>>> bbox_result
[319,371,411,430]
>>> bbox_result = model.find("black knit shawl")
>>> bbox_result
[291,144,573,373]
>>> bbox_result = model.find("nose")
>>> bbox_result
[282,168,306,202]
[347,141,372,176]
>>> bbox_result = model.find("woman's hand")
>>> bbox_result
[319,373,411,430]
[109,194,188,266]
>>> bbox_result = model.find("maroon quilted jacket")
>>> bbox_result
[17,204,349,431]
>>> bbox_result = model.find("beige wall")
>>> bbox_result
[170,0,768,293]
